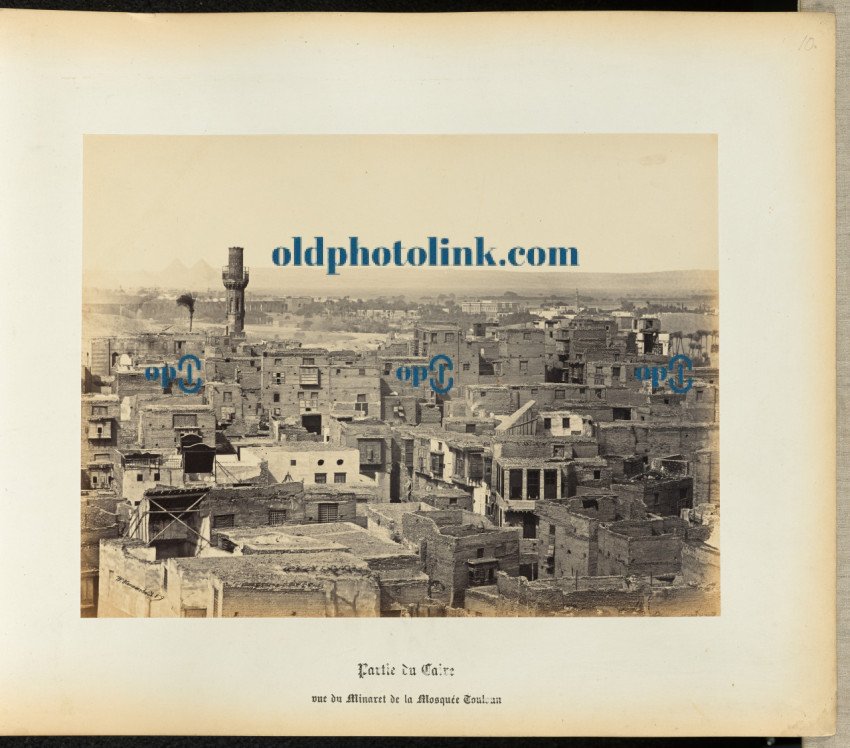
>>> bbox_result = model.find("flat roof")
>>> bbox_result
[170,552,373,591]
[279,522,418,561]
[495,457,568,468]
[142,403,213,412]
[216,528,341,554]
[249,442,357,452]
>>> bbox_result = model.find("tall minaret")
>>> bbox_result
[222,246,249,336]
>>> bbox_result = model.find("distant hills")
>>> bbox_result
[85,259,717,300]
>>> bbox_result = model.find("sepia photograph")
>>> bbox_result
[0,8,834,735]
[81,134,720,618]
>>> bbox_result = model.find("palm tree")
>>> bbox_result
[176,293,196,332]
[669,331,683,355]
[686,333,702,359]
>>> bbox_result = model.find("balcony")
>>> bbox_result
[467,558,498,586]
[359,441,384,468]
[173,425,202,433]
[495,494,538,512]
[453,469,486,487]
[221,266,250,284]
[87,420,113,440]
[299,367,320,386]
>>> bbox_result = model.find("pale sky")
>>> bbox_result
[83,134,717,282]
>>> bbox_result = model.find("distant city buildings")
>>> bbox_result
[81,247,719,617]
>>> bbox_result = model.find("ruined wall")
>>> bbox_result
[203,483,308,530]
[693,448,720,505]
[98,539,169,618]
[537,509,601,580]
[596,526,682,577]
[681,541,720,588]
[467,572,645,616]
[614,478,693,517]
[379,577,431,613]
[217,576,380,617]
[164,561,212,617]
[598,423,718,460]
[643,585,720,616]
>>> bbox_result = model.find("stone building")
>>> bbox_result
[326,418,399,501]
[98,537,382,618]
[241,441,366,490]
[612,472,693,517]
[81,394,119,490]
[81,492,121,617]
[536,494,624,580]
[124,481,359,561]
[412,485,474,512]
[138,403,216,451]
[401,509,521,606]
[259,348,380,434]
[99,519,430,617]
[595,517,689,578]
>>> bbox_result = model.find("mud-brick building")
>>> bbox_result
[681,540,720,588]
[596,422,718,463]
[125,482,358,561]
[536,494,622,581]
[595,517,689,578]
[81,492,121,617]
[204,483,358,534]
[138,403,216,451]
[412,485,474,512]
[81,394,120,490]
[204,553,381,617]
[98,537,382,617]
[326,418,399,501]
[464,571,645,617]
[464,569,718,617]
[401,509,521,606]
[99,519,430,617]
[692,447,720,505]
[362,502,434,544]
[612,473,693,517]
[258,348,380,435]
[256,522,429,615]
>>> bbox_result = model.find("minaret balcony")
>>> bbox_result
[222,267,249,285]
